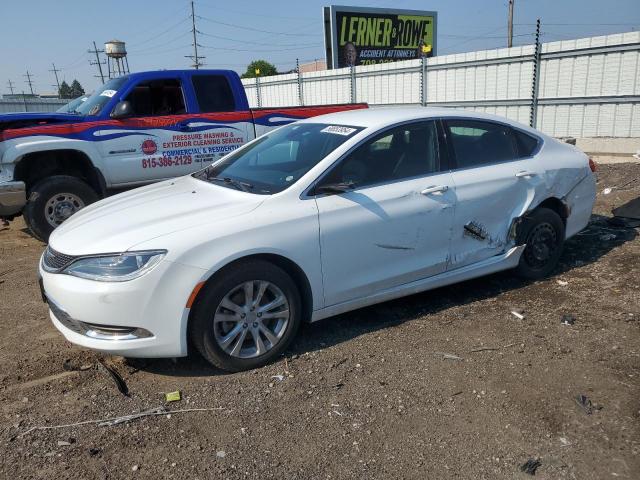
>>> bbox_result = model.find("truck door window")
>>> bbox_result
[124,79,186,116]
[191,75,235,112]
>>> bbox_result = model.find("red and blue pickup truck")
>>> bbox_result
[0,69,366,240]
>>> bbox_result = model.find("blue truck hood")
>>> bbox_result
[0,112,83,130]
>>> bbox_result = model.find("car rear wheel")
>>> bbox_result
[24,175,98,242]
[190,260,302,372]
[515,207,565,279]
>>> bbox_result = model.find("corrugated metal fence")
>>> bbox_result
[0,97,68,113]
[242,32,640,138]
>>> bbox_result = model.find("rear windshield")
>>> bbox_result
[193,123,362,194]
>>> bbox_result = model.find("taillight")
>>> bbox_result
[588,157,597,173]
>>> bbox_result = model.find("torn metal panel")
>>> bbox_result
[463,221,488,241]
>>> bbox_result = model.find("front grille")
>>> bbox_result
[43,246,76,272]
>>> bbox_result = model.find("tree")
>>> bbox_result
[70,79,85,98]
[241,60,277,79]
[59,81,72,99]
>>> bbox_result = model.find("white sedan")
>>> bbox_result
[40,108,596,371]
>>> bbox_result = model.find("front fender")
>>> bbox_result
[4,137,102,168]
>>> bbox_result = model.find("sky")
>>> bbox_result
[1,0,639,95]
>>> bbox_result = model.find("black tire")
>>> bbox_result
[23,175,99,242]
[515,207,565,280]
[190,260,302,372]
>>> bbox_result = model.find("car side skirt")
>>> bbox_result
[310,245,526,322]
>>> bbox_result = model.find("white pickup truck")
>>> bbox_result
[0,69,365,240]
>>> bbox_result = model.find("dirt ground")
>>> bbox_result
[1,163,639,479]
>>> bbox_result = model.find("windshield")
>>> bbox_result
[193,123,363,194]
[56,95,87,113]
[75,76,128,116]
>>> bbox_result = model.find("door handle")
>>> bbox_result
[420,185,449,195]
[515,171,537,178]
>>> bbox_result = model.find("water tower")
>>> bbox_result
[104,40,130,78]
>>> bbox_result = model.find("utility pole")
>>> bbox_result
[7,79,15,95]
[49,63,61,97]
[186,0,204,69]
[507,0,514,48]
[88,41,106,83]
[23,71,35,95]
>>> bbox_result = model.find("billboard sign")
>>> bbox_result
[324,5,437,69]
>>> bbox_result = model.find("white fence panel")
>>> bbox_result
[241,32,640,137]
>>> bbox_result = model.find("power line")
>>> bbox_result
[515,22,640,26]
[129,31,191,54]
[131,44,192,56]
[196,3,314,21]
[49,63,61,96]
[62,51,88,70]
[441,26,507,53]
[23,71,35,95]
[197,15,317,36]
[199,44,323,53]
[198,31,320,47]
[127,17,190,48]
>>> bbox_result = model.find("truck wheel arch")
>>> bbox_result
[13,149,106,197]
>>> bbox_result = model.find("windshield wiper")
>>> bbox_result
[209,176,254,192]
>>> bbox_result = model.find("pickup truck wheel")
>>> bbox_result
[24,175,98,242]
[515,207,565,280]
[190,260,302,372]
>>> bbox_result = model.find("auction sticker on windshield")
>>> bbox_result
[321,125,357,136]
[100,90,117,97]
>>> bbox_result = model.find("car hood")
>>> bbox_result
[0,112,82,131]
[49,175,265,255]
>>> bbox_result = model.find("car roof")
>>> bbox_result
[301,106,536,133]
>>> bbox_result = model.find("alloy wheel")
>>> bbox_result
[213,280,290,358]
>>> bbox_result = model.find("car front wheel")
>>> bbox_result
[190,260,302,372]
[515,207,565,279]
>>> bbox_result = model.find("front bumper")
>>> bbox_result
[40,256,207,358]
[0,180,26,216]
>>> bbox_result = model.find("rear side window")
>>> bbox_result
[446,119,517,169]
[513,129,539,157]
[192,75,235,113]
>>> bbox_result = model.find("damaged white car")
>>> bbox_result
[40,108,596,371]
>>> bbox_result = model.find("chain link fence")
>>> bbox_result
[243,32,640,138]
[0,97,68,113]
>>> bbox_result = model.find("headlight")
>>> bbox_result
[62,250,166,282]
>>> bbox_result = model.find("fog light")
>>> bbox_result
[84,324,153,340]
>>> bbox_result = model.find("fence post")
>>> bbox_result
[349,65,356,103]
[530,19,541,128]
[296,58,304,106]
[255,77,262,108]
[420,56,427,106]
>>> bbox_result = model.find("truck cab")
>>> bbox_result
[0,69,365,241]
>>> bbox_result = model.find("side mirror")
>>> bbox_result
[110,100,133,119]
[315,181,355,195]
